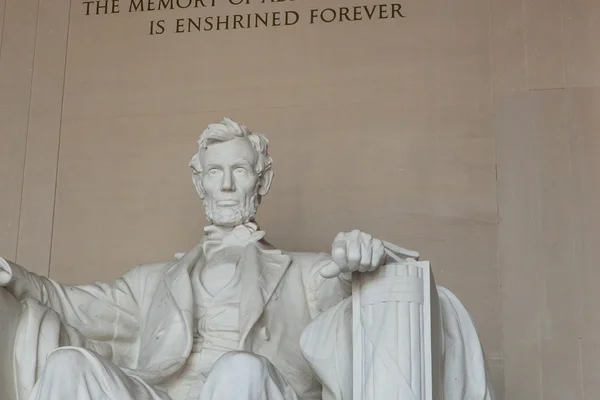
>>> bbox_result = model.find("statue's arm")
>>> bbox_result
[0,257,141,344]
[1,257,64,303]
[302,253,352,319]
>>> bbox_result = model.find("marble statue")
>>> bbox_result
[0,118,495,400]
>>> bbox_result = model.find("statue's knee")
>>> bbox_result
[213,351,269,379]
[45,348,93,375]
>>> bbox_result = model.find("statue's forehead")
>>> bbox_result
[200,138,257,166]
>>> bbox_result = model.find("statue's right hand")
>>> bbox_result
[0,257,13,286]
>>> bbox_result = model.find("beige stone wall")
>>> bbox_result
[492,1,600,398]
[1,0,600,398]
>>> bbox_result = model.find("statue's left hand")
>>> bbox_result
[320,230,386,278]
[0,258,13,287]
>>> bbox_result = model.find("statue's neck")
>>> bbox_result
[203,221,264,244]
[205,220,259,234]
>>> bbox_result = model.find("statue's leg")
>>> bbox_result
[200,351,298,400]
[28,347,170,400]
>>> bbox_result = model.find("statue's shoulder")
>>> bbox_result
[258,241,319,261]
[286,251,331,267]
[135,261,173,270]
[129,261,174,278]
[258,241,330,267]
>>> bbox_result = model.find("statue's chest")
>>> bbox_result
[191,253,244,354]
[200,248,242,295]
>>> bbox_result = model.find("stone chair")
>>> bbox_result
[301,252,495,400]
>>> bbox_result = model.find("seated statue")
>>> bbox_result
[0,118,495,400]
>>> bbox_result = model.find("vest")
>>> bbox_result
[159,247,244,400]
[192,251,243,368]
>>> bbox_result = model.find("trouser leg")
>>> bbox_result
[200,351,298,400]
[29,347,170,400]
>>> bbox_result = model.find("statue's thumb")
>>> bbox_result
[319,262,341,279]
[0,258,13,286]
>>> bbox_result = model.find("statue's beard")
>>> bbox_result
[203,191,259,227]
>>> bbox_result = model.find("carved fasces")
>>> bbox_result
[352,259,441,400]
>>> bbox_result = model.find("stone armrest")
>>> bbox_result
[0,286,21,400]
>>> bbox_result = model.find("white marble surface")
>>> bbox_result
[0,280,20,400]
[0,118,495,399]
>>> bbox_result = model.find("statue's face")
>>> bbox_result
[199,137,261,227]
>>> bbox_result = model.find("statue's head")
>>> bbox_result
[189,118,274,227]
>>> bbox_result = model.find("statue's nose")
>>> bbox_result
[221,171,235,191]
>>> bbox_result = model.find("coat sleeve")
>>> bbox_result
[301,252,352,319]
[1,257,142,362]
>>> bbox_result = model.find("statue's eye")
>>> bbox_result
[234,167,246,175]
[208,169,220,176]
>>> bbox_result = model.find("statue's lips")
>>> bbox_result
[216,200,239,206]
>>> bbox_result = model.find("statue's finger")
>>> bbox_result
[346,237,361,272]
[319,262,342,279]
[332,240,348,270]
[372,241,386,267]
[360,241,372,271]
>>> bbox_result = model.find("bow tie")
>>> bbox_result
[202,222,266,257]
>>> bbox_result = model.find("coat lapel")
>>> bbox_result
[238,242,291,348]
[135,240,205,383]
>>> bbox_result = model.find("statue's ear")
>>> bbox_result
[258,167,274,197]
[190,153,205,199]
[192,172,205,199]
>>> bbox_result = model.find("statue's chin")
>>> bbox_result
[205,207,255,228]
